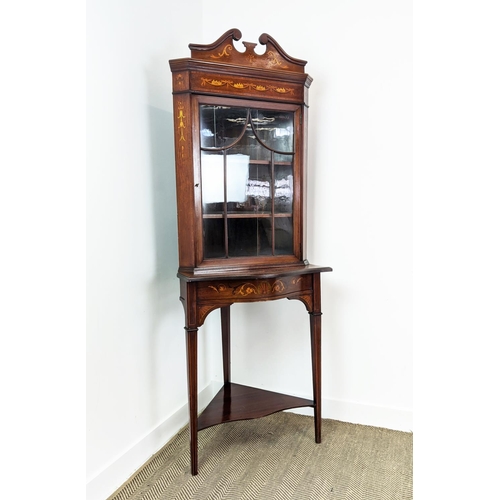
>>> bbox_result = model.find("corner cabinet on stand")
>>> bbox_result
[169,29,332,475]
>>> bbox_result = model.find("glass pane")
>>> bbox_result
[250,109,294,153]
[274,217,294,255]
[203,219,225,258]
[202,152,250,214]
[274,160,293,214]
[228,218,272,257]
[245,163,271,213]
[230,126,271,161]
[226,154,250,204]
[201,152,224,214]
[200,106,248,149]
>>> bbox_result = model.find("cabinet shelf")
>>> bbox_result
[197,382,314,431]
[203,212,292,219]
[248,160,293,166]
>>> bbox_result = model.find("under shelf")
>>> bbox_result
[197,382,314,431]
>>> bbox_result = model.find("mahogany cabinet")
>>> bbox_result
[169,29,331,475]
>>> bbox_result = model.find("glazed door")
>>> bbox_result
[198,98,301,266]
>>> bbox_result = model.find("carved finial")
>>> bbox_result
[242,41,257,53]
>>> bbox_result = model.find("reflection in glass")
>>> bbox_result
[202,153,249,211]
[200,106,248,149]
[250,109,294,153]
[246,163,271,213]
[274,161,293,213]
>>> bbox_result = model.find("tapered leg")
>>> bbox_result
[310,272,323,444]
[221,306,231,385]
[185,326,198,475]
[310,311,322,443]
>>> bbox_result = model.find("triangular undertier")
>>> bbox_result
[197,382,314,431]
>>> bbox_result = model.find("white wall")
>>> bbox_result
[86,2,205,498]
[201,0,412,424]
[87,0,412,498]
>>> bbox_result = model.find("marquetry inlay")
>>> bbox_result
[266,51,288,69]
[177,102,186,142]
[200,77,295,95]
[210,44,233,59]
[199,274,313,302]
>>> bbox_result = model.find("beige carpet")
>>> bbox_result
[108,412,412,500]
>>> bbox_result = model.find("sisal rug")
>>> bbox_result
[108,412,412,500]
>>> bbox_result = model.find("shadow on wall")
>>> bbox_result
[148,104,178,285]
[146,102,185,424]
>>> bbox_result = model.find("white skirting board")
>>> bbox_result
[87,382,412,500]
[288,398,412,433]
[86,381,219,500]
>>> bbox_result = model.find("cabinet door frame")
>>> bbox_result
[191,94,305,272]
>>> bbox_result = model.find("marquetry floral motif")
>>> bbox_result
[207,79,224,86]
[210,44,233,59]
[271,280,286,293]
[208,284,228,293]
[200,78,294,95]
[269,85,294,94]
[207,279,298,297]
[177,102,186,142]
[233,280,286,296]
[175,74,185,87]
[265,51,288,70]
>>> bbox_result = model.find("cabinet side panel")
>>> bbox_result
[172,89,196,269]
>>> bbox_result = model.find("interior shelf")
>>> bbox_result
[197,382,314,431]
[203,212,292,219]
